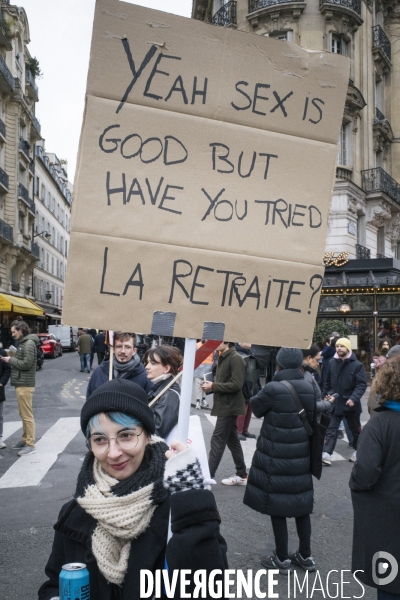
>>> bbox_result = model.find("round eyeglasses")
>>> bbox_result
[87,429,143,454]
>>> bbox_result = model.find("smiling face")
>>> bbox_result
[90,413,148,481]
[145,354,171,381]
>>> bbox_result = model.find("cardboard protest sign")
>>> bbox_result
[63,0,350,347]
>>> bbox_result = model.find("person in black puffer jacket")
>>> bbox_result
[145,345,182,440]
[243,347,316,574]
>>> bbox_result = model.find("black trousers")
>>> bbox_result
[271,514,312,561]
[97,352,105,365]
[208,415,247,479]
[324,413,361,454]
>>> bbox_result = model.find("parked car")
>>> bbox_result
[48,325,78,351]
[38,333,63,359]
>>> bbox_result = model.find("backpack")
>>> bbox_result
[242,355,261,400]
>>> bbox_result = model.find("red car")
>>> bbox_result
[38,333,63,359]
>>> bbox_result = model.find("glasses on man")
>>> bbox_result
[87,429,143,454]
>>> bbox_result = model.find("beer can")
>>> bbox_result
[59,563,90,600]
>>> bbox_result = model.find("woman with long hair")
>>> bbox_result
[38,379,227,599]
[350,355,400,599]
[145,345,183,439]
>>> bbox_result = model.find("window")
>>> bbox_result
[375,76,384,114]
[46,252,49,272]
[338,122,351,166]
[65,240,68,257]
[332,34,347,55]
[34,176,39,196]
[51,256,55,275]
[18,212,25,233]
[41,184,45,202]
[377,227,385,256]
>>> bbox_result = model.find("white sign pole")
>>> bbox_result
[177,338,197,444]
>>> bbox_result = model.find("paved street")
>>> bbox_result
[0,353,374,600]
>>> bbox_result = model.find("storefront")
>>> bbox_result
[318,257,400,373]
[0,293,45,348]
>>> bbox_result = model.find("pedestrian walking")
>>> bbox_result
[350,355,400,599]
[322,338,367,465]
[0,321,39,456]
[38,379,227,600]
[320,335,338,390]
[194,340,212,410]
[202,341,248,486]
[145,345,182,439]
[86,332,152,398]
[368,337,391,415]
[0,346,12,449]
[88,328,97,369]
[243,348,317,574]
[77,329,92,373]
[94,330,106,365]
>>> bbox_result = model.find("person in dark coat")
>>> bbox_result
[320,337,337,389]
[301,346,334,421]
[93,330,106,365]
[38,379,228,600]
[350,355,400,599]
[0,348,12,449]
[243,348,316,574]
[86,332,152,399]
[145,345,182,439]
[322,337,367,465]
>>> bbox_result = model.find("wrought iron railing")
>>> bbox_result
[212,1,237,25]
[249,0,297,10]
[27,197,35,214]
[19,138,30,157]
[0,53,15,92]
[29,159,35,175]
[319,0,361,16]
[30,112,41,135]
[356,244,371,259]
[31,241,40,258]
[361,167,400,205]
[0,218,13,242]
[25,69,38,96]
[0,118,5,139]
[372,25,391,62]
[0,166,8,191]
[375,107,385,121]
[18,182,29,202]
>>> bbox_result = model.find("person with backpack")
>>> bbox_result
[202,341,247,486]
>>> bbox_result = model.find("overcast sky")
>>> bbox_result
[19,0,192,183]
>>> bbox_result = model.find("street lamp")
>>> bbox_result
[33,230,51,240]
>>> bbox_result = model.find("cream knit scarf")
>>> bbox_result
[76,438,168,586]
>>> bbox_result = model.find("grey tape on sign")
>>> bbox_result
[151,311,177,336]
[202,322,225,341]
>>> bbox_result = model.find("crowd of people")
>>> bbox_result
[0,321,398,599]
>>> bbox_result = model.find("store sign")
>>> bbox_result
[62,0,350,346]
[323,252,349,267]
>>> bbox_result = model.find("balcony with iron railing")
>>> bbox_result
[18,182,35,214]
[0,166,8,192]
[356,244,371,260]
[0,52,14,94]
[319,0,362,27]
[372,25,391,67]
[19,138,30,160]
[25,69,39,101]
[0,218,13,243]
[361,168,400,205]
[248,0,306,25]
[29,159,35,176]
[212,1,237,26]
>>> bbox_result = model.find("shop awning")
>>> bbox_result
[0,293,44,316]
[46,313,62,320]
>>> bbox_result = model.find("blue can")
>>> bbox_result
[59,563,90,600]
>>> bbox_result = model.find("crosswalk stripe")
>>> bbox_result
[0,417,81,489]
[2,421,23,441]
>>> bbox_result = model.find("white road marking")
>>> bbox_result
[0,417,81,488]
[2,421,22,441]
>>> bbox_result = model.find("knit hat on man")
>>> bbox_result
[276,347,304,369]
[81,379,155,435]
[335,337,351,352]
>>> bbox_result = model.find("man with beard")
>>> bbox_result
[322,338,367,465]
[86,332,152,399]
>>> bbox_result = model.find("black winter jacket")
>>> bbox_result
[321,345,335,388]
[322,353,367,415]
[148,378,180,439]
[243,368,315,518]
[0,348,11,401]
[350,406,400,594]
[86,357,153,399]
[38,489,227,600]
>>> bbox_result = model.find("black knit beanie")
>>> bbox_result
[276,347,304,370]
[81,379,155,435]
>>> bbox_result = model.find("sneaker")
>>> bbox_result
[196,400,201,410]
[289,550,316,572]
[243,431,256,439]
[18,445,36,457]
[322,452,331,466]
[221,474,247,486]
[349,451,357,463]
[0,438,6,449]
[201,399,209,409]
[261,552,292,574]
[238,434,246,441]
[11,440,26,450]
